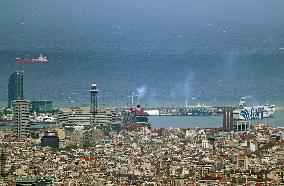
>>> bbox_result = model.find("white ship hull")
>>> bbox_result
[233,105,276,120]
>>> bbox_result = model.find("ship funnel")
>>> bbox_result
[239,97,246,108]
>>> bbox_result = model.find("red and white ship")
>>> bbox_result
[123,105,151,128]
[16,54,48,63]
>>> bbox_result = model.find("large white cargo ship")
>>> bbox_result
[233,97,276,120]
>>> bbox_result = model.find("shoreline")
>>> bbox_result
[1,105,284,110]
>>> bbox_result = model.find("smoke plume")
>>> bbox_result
[136,85,146,103]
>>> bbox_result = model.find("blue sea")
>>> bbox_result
[0,0,284,126]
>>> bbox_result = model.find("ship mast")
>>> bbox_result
[129,92,138,108]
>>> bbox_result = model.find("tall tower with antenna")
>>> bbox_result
[129,92,138,108]
[130,92,135,108]
[90,84,98,125]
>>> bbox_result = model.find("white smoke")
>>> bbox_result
[170,72,195,104]
[242,95,259,106]
[243,95,252,99]
[136,85,146,103]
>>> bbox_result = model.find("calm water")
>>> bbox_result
[149,110,284,128]
[0,47,283,108]
[0,0,284,126]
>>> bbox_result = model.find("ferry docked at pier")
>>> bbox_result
[123,105,151,128]
[233,97,276,120]
[16,54,48,63]
[185,100,216,116]
[29,113,56,125]
[186,104,216,116]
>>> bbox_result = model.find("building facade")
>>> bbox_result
[223,107,234,132]
[30,100,52,113]
[233,121,250,132]
[8,72,24,108]
[13,100,30,138]
[41,131,60,148]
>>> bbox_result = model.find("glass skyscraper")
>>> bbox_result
[8,71,24,108]
[30,100,53,113]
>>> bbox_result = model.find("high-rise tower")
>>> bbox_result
[8,72,24,108]
[13,100,30,138]
[90,84,98,124]
[223,107,234,132]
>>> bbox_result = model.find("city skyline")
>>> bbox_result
[0,1,283,185]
